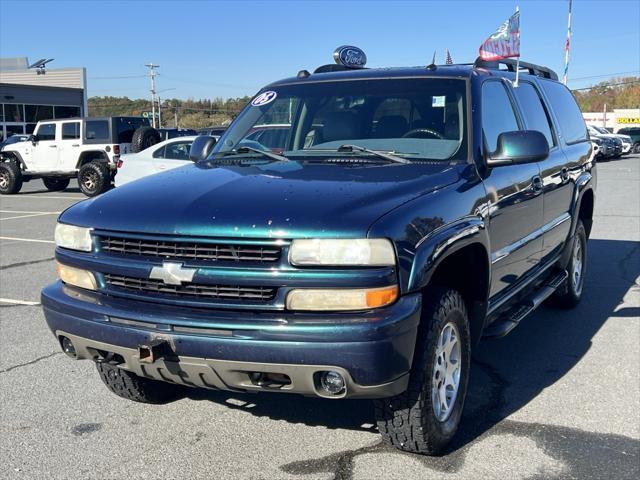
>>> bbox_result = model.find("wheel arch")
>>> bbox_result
[407,217,491,346]
[76,150,109,169]
[1,151,27,170]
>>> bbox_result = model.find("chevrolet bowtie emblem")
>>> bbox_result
[149,262,197,285]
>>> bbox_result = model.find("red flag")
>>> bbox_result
[445,49,453,65]
[479,10,520,61]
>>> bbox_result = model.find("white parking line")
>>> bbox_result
[1,212,60,221]
[0,210,61,214]
[0,236,55,244]
[0,298,40,306]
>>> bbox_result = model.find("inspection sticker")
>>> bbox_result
[252,91,277,106]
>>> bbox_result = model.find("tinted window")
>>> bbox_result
[4,104,24,122]
[482,81,519,152]
[36,123,56,141]
[55,106,81,119]
[25,105,53,123]
[85,120,110,140]
[162,141,192,160]
[513,82,555,147]
[539,81,587,144]
[116,117,149,143]
[62,122,80,140]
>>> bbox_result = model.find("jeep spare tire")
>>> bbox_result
[131,126,161,153]
[42,177,70,192]
[78,162,110,197]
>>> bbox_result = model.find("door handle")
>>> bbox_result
[560,167,569,182]
[72,144,80,147]
[158,165,167,170]
[531,175,543,193]
[49,145,57,148]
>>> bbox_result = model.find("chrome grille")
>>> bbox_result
[103,273,277,302]
[98,236,281,263]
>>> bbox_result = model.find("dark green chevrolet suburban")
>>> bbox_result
[42,48,595,454]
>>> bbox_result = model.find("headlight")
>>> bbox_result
[56,262,97,291]
[289,239,395,266]
[55,223,93,251]
[286,285,398,311]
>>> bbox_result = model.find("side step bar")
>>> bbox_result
[483,270,568,339]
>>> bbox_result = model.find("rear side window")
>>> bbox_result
[513,82,555,148]
[84,120,110,141]
[36,123,56,141]
[482,81,520,153]
[62,122,80,140]
[539,81,587,144]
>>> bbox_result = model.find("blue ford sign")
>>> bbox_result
[333,46,367,68]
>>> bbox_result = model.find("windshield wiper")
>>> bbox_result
[337,144,410,164]
[218,146,290,162]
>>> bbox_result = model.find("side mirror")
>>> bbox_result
[486,130,549,167]
[29,134,39,145]
[189,135,217,162]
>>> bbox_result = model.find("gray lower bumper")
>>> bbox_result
[58,330,409,399]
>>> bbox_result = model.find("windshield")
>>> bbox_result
[211,78,468,162]
[592,126,609,134]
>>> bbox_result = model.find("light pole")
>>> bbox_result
[145,63,160,128]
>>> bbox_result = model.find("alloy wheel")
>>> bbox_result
[431,321,461,422]
[572,236,584,295]
[0,171,8,189]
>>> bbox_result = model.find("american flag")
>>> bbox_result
[445,49,453,65]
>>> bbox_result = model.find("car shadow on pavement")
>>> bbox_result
[18,186,83,194]
[186,238,639,447]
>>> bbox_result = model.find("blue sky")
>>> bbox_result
[1,0,638,99]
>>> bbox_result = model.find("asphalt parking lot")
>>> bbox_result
[0,156,638,480]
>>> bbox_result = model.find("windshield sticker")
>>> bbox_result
[252,91,277,107]
[432,96,445,108]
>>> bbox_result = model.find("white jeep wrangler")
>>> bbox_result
[0,116,156,196]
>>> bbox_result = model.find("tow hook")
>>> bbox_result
[138,339,171,363]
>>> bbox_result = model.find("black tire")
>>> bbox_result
[96,362,185,404]
[633,143,640,154]
[42,177,70,192]
[0,161,23,194]
[78,162,110,197]
[551,220,587,308]
[131,126,161,153]
[374,288,471,455]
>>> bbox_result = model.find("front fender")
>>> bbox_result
[407,216,490,292]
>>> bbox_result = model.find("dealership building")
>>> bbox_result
[0,57,87,140]
[582,108,640,132]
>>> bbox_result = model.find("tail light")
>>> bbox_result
[117,159,123,168]
[113,145,120,155]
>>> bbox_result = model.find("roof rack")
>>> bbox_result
[473,57,558,81]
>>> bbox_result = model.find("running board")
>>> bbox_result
[483,270,568,339]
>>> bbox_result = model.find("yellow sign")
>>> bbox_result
[617,117,640,124]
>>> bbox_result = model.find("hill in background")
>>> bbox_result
[88,77,639,129]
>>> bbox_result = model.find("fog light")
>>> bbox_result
[320,371,346,395]
[56,262,97,291]
[60,336,77,358]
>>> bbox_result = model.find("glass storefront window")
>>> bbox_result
[4,104,24,122]
[25,105,54,123]
[25,124,37,134]
[6,125,25,136]
[54,106,81,119]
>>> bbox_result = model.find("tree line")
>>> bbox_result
[88,76,640,129]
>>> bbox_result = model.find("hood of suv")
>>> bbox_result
[61,160,461,238]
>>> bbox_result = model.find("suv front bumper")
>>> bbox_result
[42,282,421,399]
